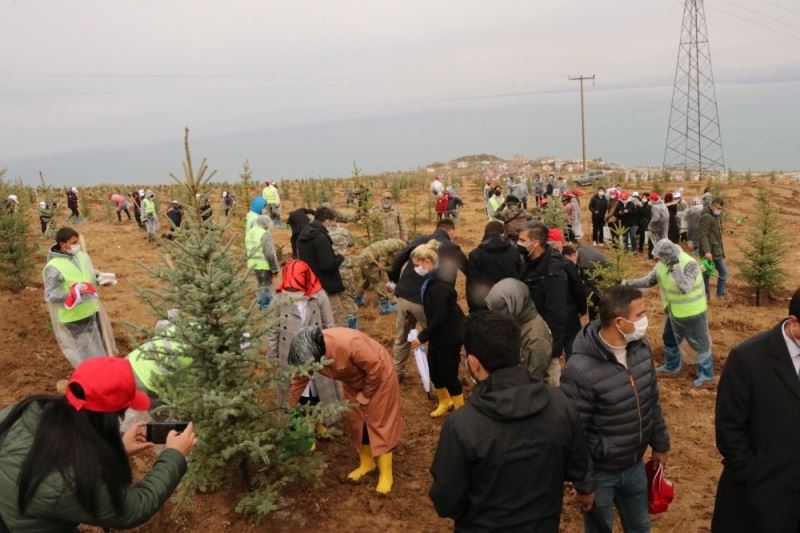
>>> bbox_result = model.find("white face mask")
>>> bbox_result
[414,266,429,277]
[618,316,648,343]
[68,244,81,255]
[599,192,606,198]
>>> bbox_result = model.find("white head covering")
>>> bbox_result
[7,195,17,202]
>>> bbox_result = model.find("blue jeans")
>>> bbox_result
[662,312,713,379]
[625,225,638,251]
[583,462,651,533]
[702,258,728,297]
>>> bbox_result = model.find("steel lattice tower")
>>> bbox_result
[664,0,725,178]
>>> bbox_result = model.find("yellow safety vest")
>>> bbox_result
[142,197,155,215]
[128,332,191,392]
[488,195,503,213]
[262,186,278,205]
[245,225,270,271]
[655,252,707,318]
[45,252,100,324]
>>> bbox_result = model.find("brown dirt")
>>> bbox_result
[2,176,795,532]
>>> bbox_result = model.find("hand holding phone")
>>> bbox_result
[165,422,198,457]
[145,421,188,444]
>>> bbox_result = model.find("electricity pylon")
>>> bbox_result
[663,0,725,178]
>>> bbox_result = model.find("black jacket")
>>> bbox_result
[614,201,637,228]
[667,204,680,243]
[561,322,670,473]
[520,247,583,357]
[588,195,608,221]
[66,191,78,210]
[287,208,315,257]
[418,274,464,346]
[389,229,466,305]
[712,322,800,533]
[297,221,345,294]
[637,202,652,228]
[429,366,592,533]
[466,235,522,311]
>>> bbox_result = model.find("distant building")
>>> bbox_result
[456,161,469,169]
[426,167,436,174]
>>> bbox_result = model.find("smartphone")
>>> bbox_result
[146,422,188,444]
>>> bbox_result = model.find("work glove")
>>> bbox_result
[64,283,97,309]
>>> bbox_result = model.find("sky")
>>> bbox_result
[1,0,799,185]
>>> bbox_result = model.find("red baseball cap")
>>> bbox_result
[650,192,660,201]
[620,192,630,201]
[66,357,151,413]
[547,228,565,243]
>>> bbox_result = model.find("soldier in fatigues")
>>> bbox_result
[355,238,405,315]
[370,192,407,241]
[328,225,359,329]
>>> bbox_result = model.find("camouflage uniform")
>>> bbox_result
[356,238,406,300]
[369,202,407,241]
[328,226,358,324]
[320,202,360,224]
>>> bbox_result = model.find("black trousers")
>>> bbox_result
[428,341,462,396]
[592,218,604,244]
[116,208,131,221]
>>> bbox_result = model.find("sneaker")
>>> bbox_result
[655,365,682,375]
[693,376,714,388]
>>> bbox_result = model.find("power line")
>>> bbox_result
[698,0,800,41]
[754,0,800,18]
[714,0,800,31]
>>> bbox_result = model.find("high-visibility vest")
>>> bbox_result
[44,252,100,324]
[142,197,155,215]
[245,225,271,271]
[488,195,503,214]
[262,186,278,205]
[128,332,191,392]
[245,211,259,230]
[655,252,707,318]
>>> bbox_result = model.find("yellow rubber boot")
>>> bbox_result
[451,394,465,409]
[430,388,454,418]
[347,445,376,481]
[375,452,394,494]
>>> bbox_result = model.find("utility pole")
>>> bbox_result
[569,74,595,173]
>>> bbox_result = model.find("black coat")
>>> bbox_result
[66,191,78,210]
[296,221,345,294]
[588,195,608,222]
[637,202,652,228]
[418,273,464,346]
[388,230,466,305]
[712,322,800,533]
[561,322,670,473]
[520,248,583,358]
[287,208,315,257]
[466,235,522,311]
[429,366,592,532]
[614,201,637,228]
[667,204,680,243]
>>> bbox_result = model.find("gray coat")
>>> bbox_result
[561,321,670,473]
[266,290,339,412]
[648,200,669,242]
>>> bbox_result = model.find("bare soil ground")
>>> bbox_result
[2,176,796,532]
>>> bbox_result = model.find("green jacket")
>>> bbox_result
[697,207,725,259]
[0,402,187,532]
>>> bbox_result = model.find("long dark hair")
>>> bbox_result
[0,384,131,517]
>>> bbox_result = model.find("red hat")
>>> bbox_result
[646,459,675,514]
[547,228,565,243]
[610,189,619,198]
[664,192,674,203]
[620,192,630,201]
[66,357,150,413]
[570,188,584,197]
[650,192,660,201]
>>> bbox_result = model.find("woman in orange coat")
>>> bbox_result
[288,326,402,494]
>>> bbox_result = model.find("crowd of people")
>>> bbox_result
[0,172,797,533]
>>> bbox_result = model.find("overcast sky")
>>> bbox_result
[2,0,799,184]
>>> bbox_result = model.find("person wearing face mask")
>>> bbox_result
[637,193,653,258]
[487,186,504,220]
[698,197,728,299]
[712,287,800,533]
[624,239,713,387]
[429,311,593,532]
[369,191,407,240]
[43,227,117,367]
[409,240,465,417]
[589,187,608,247]
[388,219,466,380]
[518,222,582,384]
[297,207,348,326]
[561,285,671,533]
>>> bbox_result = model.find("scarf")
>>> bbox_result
[277,259,322,296]
[420,270,437,301]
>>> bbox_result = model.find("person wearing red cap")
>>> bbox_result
[0,357,196,531]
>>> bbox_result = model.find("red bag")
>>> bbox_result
[435,193,450,214]
[645,459,674,514]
